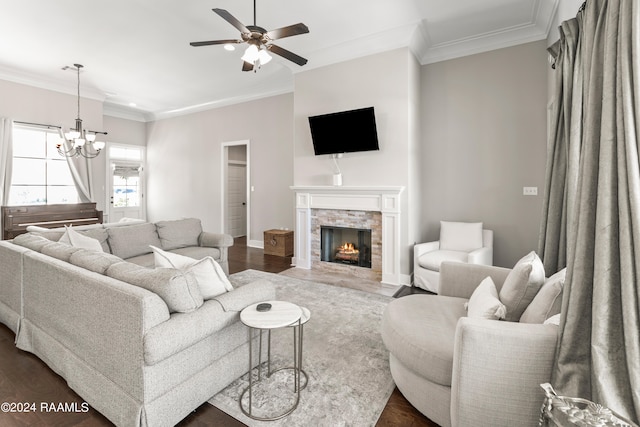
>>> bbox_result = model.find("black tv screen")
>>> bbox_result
[308,107,379,155]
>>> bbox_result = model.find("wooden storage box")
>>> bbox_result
[264,229,294,257]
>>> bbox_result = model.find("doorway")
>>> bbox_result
[107,144,146,222]
[222,141,250,239]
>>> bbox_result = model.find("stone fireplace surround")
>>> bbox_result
[291,186,404,285]
[312,209,381,281]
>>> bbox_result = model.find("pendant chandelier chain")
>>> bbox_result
[75,64,82,120]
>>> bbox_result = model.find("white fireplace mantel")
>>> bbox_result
[290,186,405,285]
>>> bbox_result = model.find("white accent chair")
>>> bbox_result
[414,221,493,293]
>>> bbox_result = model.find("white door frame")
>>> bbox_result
[105,143,146,223]
[221,140,250,242]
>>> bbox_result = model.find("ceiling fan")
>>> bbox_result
[190,0,309,72]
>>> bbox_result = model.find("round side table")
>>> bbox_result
[239,301,303,421]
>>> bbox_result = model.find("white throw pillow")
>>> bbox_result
[150,245,233,299]
[439,221,484,252]
[58,226,104,252]
[544,313,561,326]
[499,251,546,322]
[465,276,506,320]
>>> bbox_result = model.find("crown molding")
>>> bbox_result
[0,64,106,102]
[419,23,548,65]
[102,103,149,122]
[296,24,416,73]
[150,84,294,122]
[417,0,559,64]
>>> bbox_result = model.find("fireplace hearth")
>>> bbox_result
[321,226,372,268]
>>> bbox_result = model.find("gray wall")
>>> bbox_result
[103,115,146,147]
[293,48,422,280]
[419,40,548,267]
[145,93,294,241]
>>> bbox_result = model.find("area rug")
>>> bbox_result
[208,269,395,427]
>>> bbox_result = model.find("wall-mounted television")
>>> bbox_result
[308,107,379,155]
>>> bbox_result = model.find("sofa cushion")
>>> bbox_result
[520,268,566,323]
[79,228,110,253]
[156,218,202,250]
[143,279,276,365]
[499,251,545,322]
[107,223,161,259]
[106,262,203,313]
[381,294,466,386]
[41,241,83,262]
[151,246,232,299]
[31,228,110,252]
[125,253,155,268]
[168,246,222,262]
[439,221,483,252]
[12,233,53,252]
[465,276,506,320]
[59,226,104,252]
[418,250,469,271]
[69,250,124,275]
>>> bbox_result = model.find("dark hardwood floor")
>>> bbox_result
[0,236,437,427]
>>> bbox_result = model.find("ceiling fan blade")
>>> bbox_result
[212,8,250,34]
[268,44,308,66]
[265,23,309,41]
[190,39,241,47]
[242,61,254,72]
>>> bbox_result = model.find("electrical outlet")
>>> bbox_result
[523,187,538,196]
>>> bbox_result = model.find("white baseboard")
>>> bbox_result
[400,273,412,286]
[248,239,264,249]
[381,273,412,287]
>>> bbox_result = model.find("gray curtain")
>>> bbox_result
[539,17,583,275]
[545,0,640,423]
[0,118,12,205]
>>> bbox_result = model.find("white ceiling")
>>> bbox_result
[0,0,558,121]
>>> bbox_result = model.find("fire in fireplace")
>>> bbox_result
[320,226,372,268]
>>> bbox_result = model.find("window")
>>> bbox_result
[112,164,141,208]
[9,125,79,205]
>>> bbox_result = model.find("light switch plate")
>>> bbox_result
[523,187,538,196]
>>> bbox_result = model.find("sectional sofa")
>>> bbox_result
[0,218,276,427]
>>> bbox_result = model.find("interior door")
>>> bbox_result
[226,162,247,237]
[109,161,144,222]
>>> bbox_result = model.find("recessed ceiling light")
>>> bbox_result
[129,102,137,107]
[224,44,235,51]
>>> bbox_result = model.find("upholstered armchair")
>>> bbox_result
[414,221,493,293]
[382,259,561,427]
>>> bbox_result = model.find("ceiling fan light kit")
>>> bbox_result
[190,0,309,72]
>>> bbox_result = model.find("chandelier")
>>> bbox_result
[57,64,107,159]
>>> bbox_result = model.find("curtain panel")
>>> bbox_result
[0,118,12,205]
[543,0,640,423]
[58,130,93,203]
[539,17,584,275]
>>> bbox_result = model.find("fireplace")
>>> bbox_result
[291,186,404,285]
[321,226,372,268]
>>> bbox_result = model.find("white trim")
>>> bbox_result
[105,143,146,223]
[291,185,405,285]
[221,140,251,240]
[248,239,264,249]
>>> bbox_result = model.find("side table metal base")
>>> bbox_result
[240,321,303,421]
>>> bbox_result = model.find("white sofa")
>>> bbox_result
[26,217,233,273]
[0,219,275,427]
